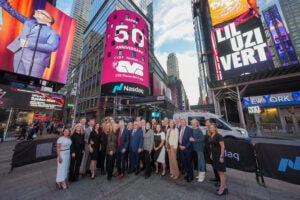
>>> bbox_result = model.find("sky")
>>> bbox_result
[57,0,284,106]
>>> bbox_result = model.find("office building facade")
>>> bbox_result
[167,53,180,79]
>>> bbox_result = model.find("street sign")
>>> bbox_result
[67,104,74,107]
[248,106,260,114]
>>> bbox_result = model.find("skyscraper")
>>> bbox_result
[167,53,180,79]
[70,0,92,68]
[279,0,300,61]
[70,0,174,120]
[191,0,215,105]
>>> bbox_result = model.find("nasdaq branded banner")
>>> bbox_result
[0,0,76,84]
[255,143,300,185]
[208,0,249,26]
[243,91,300,108]
[223,139,257,172]
[0,84,64,110]
[212,17,274,80]
[101,10,149,96]
[11,138,57,170]
[263,5,299,66]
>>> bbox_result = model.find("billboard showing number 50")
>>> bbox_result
[101,10,149,96]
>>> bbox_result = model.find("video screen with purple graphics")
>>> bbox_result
[101,10,149,96]
[263,5,299,66]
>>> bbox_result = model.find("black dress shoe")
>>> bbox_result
[186,177,192,182]
[216,188,228,196]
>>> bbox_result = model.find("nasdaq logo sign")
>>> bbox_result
[278,157,300,172]
[112,83,124,94]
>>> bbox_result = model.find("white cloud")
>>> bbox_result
[154,0,195,49]
[153,0,200,105]
[155,50,200,105]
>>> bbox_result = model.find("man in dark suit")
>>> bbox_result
[129,121,143,175]
[115,120,129,178]
[179,118,194,182]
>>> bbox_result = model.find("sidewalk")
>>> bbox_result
[0,141,299,200]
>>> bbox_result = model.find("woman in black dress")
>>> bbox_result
[89,123,100,179]
[69,124,85,182]
[98,122,107,175]
[208,124,228,196]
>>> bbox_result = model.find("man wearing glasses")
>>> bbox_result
[0,0,60,79]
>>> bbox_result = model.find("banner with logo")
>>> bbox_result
[11,137,57,170]
[255,143,300,185]
[101,10,149,96]
[224,139,257,172]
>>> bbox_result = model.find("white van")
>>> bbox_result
[173,111,250,140]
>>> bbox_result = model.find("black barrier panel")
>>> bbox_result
[255,143,300,185]
[11,138,58,170]
[223,139,257,172]
[194,139,256,172]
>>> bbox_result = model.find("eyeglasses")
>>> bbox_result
[36,10,52,20]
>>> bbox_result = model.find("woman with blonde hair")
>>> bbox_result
[208,123,228,196]
[56,128,72,189]
[68,123,85,182]
[105,123,117,180]
[191,119,206,182]
[166,120,180,179]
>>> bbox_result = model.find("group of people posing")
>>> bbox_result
[55,116,228,196]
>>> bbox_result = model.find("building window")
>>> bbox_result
[132,51,136,58]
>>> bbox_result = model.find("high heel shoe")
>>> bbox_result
[215,188,228,196]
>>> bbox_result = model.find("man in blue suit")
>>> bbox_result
[0,0,60,78]
[129,121,143,175]
[179,118,194,182]
[115,120,129,178]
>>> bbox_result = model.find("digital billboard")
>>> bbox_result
[211,16,274,80]
[263,5,299,66]
[0,0,76,84]
[0,84,64,110]
[101,10,149,96]
[209,0,249,26]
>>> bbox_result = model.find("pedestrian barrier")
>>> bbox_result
[9,137,300,185]
[10,137,57,172]
[255,143,300,185]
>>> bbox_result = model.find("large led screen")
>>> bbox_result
[211,16,274,80]
[209,0,249,26]
[263,5,299,66]
[0,84,64,110]
[101,10,149,96]
[0,0,76,84]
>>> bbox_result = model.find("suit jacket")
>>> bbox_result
[179,126,194,152]
[0,1,60,71]
[129,128,143,153]
[116,128,129,152]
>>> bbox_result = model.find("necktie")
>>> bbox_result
[132,129,135,136]
[118,129,122,147]
[180,128,185,144]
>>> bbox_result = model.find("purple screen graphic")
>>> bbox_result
[263,5,299,66]
[101,10,149,93]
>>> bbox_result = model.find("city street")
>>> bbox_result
[0,138,299,200]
